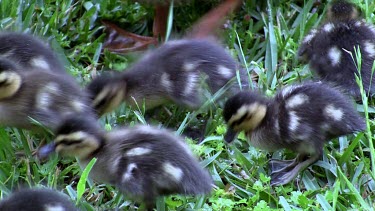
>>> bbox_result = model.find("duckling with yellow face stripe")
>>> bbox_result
[223,82,365,186]
[0,58,93,131]
[87,39,247,116]
[298,0,375,100]
[38,115,213,210]
[0,188,77,211]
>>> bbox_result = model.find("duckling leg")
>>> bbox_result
[269,158,296,172]
[270,153,321,186]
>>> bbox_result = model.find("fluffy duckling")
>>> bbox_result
[0,188,77,211]
[88,39,247,115]
[0,32,66,74]
[223,82,365,186]
[298,0,375,100]
[0,58,93,131]
[38,115,213,210]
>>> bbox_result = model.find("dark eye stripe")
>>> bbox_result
[57,139,82,146]
[0,79,11,86]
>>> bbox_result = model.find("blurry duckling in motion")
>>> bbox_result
[88,39,247,116]
[0,32,66,74]
[0,188,77,211]
[298,0,375,100]
[38,115,213,210]
[0,58,93,131]
[223,82,365,186]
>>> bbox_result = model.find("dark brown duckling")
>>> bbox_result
[38,115,213,210]
[223,82,365,186]
[88,39,248,116]
[0,188,77,211]
[298,0,375,100]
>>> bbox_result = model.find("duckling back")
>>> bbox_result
[0,32,66,74]
[298,1,375,100]
[273,82,365,148]
[91,126,213,207]
[0,188,77,211]
[224,82,365,152]
[88,39,247,114]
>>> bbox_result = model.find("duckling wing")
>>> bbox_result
[105,127,213,202]
[275,82,365,152]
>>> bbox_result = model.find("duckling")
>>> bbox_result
[298,0,375,100]
[0,58,93,131]
[0,188,77,211]
[38,115,213,210]
[0,32,66,74]
[88,39,247,115]
[223,82,365,186]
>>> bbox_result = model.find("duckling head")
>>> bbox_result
[327,0,359,22]
[223,91,267,143]
[0,59,22,99]
[38,115,104,160]
[87,74,126,116]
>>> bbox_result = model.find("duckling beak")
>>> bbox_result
[37,143,56,159]
[224,128,238,143]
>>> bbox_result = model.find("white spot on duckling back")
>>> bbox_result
[36,82,60,110]
[324,104,343,121]
[323,23,335,32]
[289,111,300,131]
[286,94,309,109]
[163,162,183,182]
[110,157,121,174]
[217,65,233,78]
[303,29,317,44]
[31,56,50,70]
[364,41,375,57]
[328,46,341,66]
[45,204,65,211]
[161,72,172,91]
[126,147,152,156]
[274,118,280,135]
[355,21,362,27]
[367,24,375,36]
[70,99,86,112]
[122,163,137,181]
[183,62,197,71]
[183,73,198,96]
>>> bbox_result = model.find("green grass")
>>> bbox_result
[0,0,374,210]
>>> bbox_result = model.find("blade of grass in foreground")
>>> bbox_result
[76,157,97,204]
[337,167,371,210]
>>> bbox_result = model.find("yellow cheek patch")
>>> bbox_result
[55,131,100,159]
[93,85,125,115]
[229,103,267,131]
[0,71,22,99]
